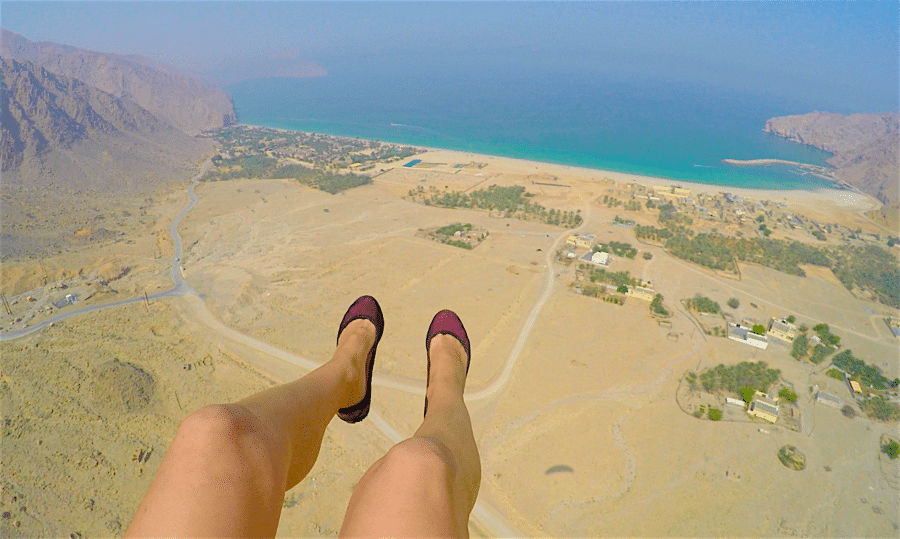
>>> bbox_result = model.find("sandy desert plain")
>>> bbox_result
[2,146,900,538]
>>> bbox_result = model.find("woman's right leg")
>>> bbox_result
[339,334,480,537]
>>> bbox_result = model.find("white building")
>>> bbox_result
[727,323,769,349]
[591,251,609,265]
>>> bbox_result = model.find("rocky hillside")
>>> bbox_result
[765,112,899,206]
[2,29,235,134]
[1,57,210,190]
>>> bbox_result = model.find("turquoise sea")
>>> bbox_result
[228,64,837,191]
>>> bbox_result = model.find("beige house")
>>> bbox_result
[626,286,656,302]
[767,318,798,344]
[747,392,779,423]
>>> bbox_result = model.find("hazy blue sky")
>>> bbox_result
[2,2,898,112]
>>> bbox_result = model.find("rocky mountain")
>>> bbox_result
[765,111,899,207]
[1,57,211,190]
[0,30,235,260]
[2,29,235,134]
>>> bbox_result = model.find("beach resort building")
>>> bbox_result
[727,323,769,349]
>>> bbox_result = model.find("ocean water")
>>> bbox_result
[228,63,837,191]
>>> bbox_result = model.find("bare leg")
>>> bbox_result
[125,319,376,538]
[340,334,481,538]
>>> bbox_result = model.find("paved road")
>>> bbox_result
[0,161,210,342]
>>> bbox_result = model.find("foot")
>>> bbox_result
[426,333,468,396]
[335,318,377,411]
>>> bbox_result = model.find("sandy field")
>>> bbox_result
[3,149,899,537]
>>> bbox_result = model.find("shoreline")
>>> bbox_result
[234,123,875,210]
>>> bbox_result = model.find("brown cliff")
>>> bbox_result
[1,57,211,191]
[764,111,899,207]
[1,28,235,135]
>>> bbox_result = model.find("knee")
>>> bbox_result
[175,404,273,463]
[377,438,457,486]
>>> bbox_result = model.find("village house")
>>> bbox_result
[767,318,798,344]
[747,391,779,423]
[626,286,656,302]
[590,251,609,266]
[727,323,769,349]
[815,391,842,409]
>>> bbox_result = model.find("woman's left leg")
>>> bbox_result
[125,319,376,538]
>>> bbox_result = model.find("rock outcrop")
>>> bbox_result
[764,111,899,206]
[2,28,235,134]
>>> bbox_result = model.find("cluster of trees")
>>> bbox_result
[580,265,640,288]
[411,185,582,227]
[832,350,899,390]
[637,225,900,309]
[812,323,841,346]
[287,169,371,194]
[778,387,799,403]
[656,202,693,226]
[791,323,839,364]
[829,244,899,308]
[595,241,637,259]
[430,223,480,250]
[688,294,720,314]
[860,396,900,422]
[205,155,278,181]
[650,293,670,316]
[634,225,676,243]
[791,334,809,360]
[444,239,473,250]
[602,195,623,208]
[205,158,371,194]
[694,404,723,421]
[434,223,472,236]
[687,361,781,394]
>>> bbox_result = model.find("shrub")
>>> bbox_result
[727,297,740,309]
[708,408,723,421]
[698,362,781,395]
[778,445,806,471]
[740,386,756,403]
[650,294,670,316]
[883,440,900,459]
[778,388,798,403]
[690,294,721,314]
[791,334,809,360]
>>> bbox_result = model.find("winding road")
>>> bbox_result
[2,160,601,536]
[0,160,209,342]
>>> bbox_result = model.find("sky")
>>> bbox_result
[2,1,898,113]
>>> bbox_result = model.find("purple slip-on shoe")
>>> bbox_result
[424,309,470,417]
[336,295,384,423]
